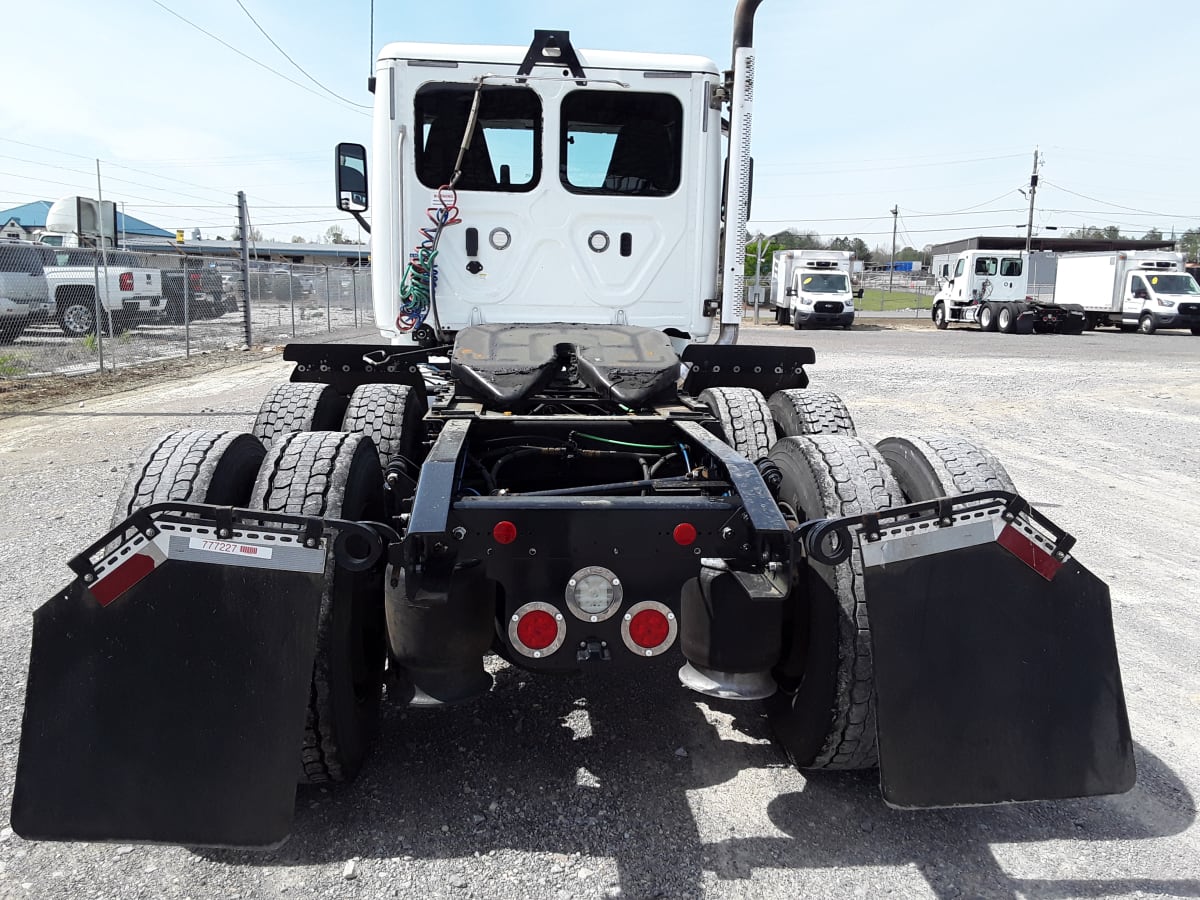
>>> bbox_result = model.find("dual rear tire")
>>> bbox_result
[766,428,1015,771]
[114,380,429,784]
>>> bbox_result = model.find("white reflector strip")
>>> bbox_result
[859,518,1002,569]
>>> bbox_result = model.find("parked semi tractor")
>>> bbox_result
[770,249,857,328]
[13,0,1133,849]
[1053,250,1200,335]
[933,249,1085,334]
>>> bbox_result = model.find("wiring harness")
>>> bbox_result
[396,187,460,333]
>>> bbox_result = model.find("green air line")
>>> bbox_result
[573,432,676,450]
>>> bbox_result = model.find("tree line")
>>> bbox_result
[745,230,925,277]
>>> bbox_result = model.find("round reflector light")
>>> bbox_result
[672,523,697,546]
[493,520,518,544]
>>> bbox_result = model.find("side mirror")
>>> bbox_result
[336,143,369,213]
[785,287,797,297]
[855,288,864,299]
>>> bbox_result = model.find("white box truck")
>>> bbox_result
[1052,250,1200,335]
[769,249,855,329]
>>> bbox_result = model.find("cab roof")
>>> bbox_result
[377,42,720,76]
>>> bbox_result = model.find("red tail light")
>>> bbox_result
[190,273,202,288]
[118,272,133,291]
[620,601,677,656]
[508,602,565,658]
[492,521,518,544]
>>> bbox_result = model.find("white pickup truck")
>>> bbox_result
[42,248,165,337]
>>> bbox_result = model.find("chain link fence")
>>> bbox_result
[0,245,373,380]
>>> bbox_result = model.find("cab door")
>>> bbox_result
[1123,274,1149,317]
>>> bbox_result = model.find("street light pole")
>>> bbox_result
[1024,146,1040,255]
[888,205,898,294]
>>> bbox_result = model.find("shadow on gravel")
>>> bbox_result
[716,742,1197,900]
[203,658,777,896]
[201,664,1197,900]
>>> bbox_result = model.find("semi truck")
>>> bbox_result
[769,249,857,328]
[933,249,1085,334]
[1053,250,1200,335]
[12,0,1133,849]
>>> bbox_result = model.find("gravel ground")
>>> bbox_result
[0,321,1198,899]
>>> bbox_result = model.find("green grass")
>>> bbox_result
[0,353,26,377]
[858,288,933,311]
[81,333,99,353]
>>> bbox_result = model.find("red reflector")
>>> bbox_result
[997,525,1063,581]
[672,523,697,546]
[516,610,558,650]
[629,609,670,649]
[90,553,157,607]
[493,521,518,544]
[118,271,134,291]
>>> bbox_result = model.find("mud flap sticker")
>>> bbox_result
[12,530,329,847]
[860,514,1135,808]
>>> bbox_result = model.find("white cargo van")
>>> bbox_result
[1052,250,1200,335]
[769,249,855,329]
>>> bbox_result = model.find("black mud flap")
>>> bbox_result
[809,494,1135,808]
[12,506,339,847]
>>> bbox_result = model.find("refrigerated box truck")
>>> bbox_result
[1053,250,1200,335]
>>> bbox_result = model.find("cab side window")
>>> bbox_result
[974,257,998,276]
[999,258,1022,277]
[1131,275,1149,299]
[953,259,965,278]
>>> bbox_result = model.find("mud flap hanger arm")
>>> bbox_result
[67,502,391,584]
[795,491,1077,567]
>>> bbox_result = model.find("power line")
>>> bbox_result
[148,0,370,117]
[755,153,1028,177]
[1040,180,1195,219]
[235,0,369,108]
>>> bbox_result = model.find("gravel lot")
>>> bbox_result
[0,320,1197,900]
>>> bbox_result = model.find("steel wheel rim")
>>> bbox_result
[63,304,94,334]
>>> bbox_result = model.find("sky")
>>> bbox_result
[3,0,1198,252]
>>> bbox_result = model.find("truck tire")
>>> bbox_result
[875,434,1016,502]
[791,314,803,330]
[342,383,427,474]
[1139,313,1156,335]
[699,387,774,460]
[57,288,98,337]
[775,306,791,326]
[767,435,902,770]
[252,383,347,447]
[0,319,27,344]
[251,431,387,784]
[997,302,1019,334]
[1191,326,1200,336]
[111,430,266,528]
[978,302,998,332]
[767,388,856,437]
[933,303,948,330]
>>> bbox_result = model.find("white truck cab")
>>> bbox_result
[933,249,1084,334]
[340,31,738,347]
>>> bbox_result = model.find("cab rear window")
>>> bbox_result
[560,91,683,196]
[415,84,541,192]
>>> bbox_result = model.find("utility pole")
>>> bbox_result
[1024,146,1040,255]
[237,191,253,347]
[888,205,898,294]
